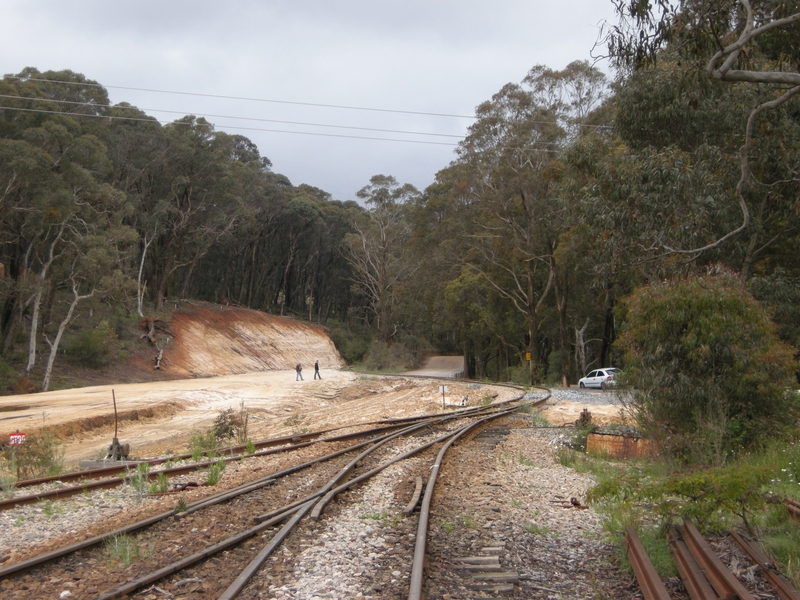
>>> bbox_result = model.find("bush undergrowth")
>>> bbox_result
[560,435,800,584]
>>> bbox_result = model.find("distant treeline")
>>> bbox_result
[1,47,798,390]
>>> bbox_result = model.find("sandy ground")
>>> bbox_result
[0,369,627,468]
[0,369,530,466]
[1,369,356,464]
[539,389,629,425]
[0,304,624,467]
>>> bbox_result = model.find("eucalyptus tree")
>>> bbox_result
[345,175,419,342]
[293,186,357,323]
[271,190,324,315]
[0,137,59,352]
[14,112,136,375]
[452,61,607,382]
[39,182,137,391]
[131,117,249,310]
[605,0,800,262]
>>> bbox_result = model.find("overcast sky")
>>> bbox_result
[1,1,616,201]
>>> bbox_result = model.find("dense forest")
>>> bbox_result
[0,0,798,400]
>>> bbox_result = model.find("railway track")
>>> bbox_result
[627,521,800,600]
[1,387,545,598]
[3,407,496,511]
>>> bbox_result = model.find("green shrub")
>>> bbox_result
[4,431,65,479]
[190,428,218,461]
[545,350,564,386]
[506,365,532,386]
[64,321,120,368]
[524,523,553,536]
[362,340,414,372]
[324,319,371,364]
[616,271,797,462]
[213,404,249,444]
[149,472,168,494]
[127,463,150,502]
[205,460,225,486]
[0,470,16,496]
[0,355,17,392]
[104,533,155,567]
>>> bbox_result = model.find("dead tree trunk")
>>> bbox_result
[574,317,590,376]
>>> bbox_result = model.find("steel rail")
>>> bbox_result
[0,440,317,511]
[667,526,717,600]
[3,407,500,511]
[0,413,449,579]
[0,378,540,590]
[92,503,305,600]
[730,531,800,600]
[253,403,524,524]
[402,477,424,515]
[253,424,463,525]
[97,419,433,599]
[181,411,463,520]
[408,402,524,600]
[678,519,755,600]
[625,526,672,600]
[786,499,800,521]
[11,410,468,489]
[95,404,526,599]
[227,403,530,598]
[12,382,522,490]
[217,417,433,599]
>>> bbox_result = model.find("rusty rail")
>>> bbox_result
[0,419,432,579]
[668,526,718,600]
[0,440,313,511]
[730,531,800,600]
[408,402,526,600]
[678,519,755,600]
[3,405,507,511]
[2,378,541,597]
[625,527,672,600]
[402,477,424,515]
[786,499,800,521]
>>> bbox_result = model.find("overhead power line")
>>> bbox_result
[7,76,478,120]
[0,94,464,139]
[0,105,461,146]
[0,104,567,153]
[5,76,611,131]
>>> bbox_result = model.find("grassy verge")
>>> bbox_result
[557,436,800,584]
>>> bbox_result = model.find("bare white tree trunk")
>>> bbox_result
[136,235,153,318]
[42,280,95,392]
[574,317,590,376]
[26,224,66,373]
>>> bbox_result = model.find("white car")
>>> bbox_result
[578,368,617,390]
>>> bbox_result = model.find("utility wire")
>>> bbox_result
[0,103,569,151]
[5,76,612,131]
[0,105,461,146]
[0,94,465,139]
[7,76,478,120]
[0,103,566,153]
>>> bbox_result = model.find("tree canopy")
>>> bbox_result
[0,50,797,424]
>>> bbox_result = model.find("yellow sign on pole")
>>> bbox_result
[525,352,531,361]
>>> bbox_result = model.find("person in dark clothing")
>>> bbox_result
[295,363,303,381]
[314,360,321,379]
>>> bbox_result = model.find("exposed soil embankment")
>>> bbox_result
[166,304,344,377]
[0,304,349,462]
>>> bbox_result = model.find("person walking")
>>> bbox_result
[314,360,321,379]
[295,363,303,381]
